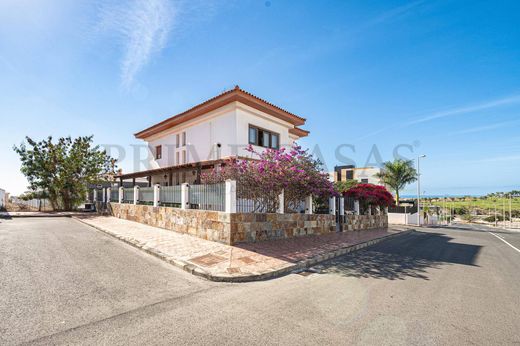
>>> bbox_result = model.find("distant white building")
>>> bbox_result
[333,165,382,185]
[0,188,6,209]
[118,86,309,186]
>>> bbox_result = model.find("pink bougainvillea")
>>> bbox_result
[202,145,336,212]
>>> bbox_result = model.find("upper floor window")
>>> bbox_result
[182,132,186,146]
[248,125,279,149]
[176,134,180,148]
[182,150,187,164]
[155,145,162,160]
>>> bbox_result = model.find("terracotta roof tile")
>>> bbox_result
[135,86,307,139]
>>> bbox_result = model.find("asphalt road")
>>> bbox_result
[1,218,519,345]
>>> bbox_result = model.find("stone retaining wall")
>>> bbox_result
[98,202,387,245]
[105,202,233,244]
[229,213,336,244]
[340,214,388,231]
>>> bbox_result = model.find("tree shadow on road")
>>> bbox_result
[314,231,482,280]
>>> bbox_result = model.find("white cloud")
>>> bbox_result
[99,0,175,89]
[405,94,520,126]
[447,119,520,136]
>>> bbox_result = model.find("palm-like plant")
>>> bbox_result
[376,159,417,205]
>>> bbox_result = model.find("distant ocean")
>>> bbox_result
[401,194,485,198]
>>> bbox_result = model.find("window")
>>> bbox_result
[182,132,186,146]
[248,125,280,149]
[346,170,354,180]
[176,152,180,165]
[155,145,162,160]
[182,150,187,164]
[176,134,180,148]
[361,179,369,184]
[248,127,257,145]
[270,134,279,149]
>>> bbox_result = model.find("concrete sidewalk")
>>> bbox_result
[75,215,411,282]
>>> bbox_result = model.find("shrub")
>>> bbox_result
[343,184,395,214]
[202,145,336,212]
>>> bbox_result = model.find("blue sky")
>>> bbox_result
[1,0,519,196]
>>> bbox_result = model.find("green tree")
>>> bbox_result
[334,179,358,194]
[14,136,116,210]
[375,159,417,205]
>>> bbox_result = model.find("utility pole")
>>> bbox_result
[503,197,506,229]
[416,155,426,226]
[510,193,513,229]
[494,200,497,228]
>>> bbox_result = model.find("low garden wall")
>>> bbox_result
[106,202,233,244]
[97,202,387,245]
[229,213,336,244]
[340,214,388,231]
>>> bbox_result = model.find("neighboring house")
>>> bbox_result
[118,86,309,186]
[333,165,382,185]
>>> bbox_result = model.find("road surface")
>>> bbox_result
[1,218,519,345]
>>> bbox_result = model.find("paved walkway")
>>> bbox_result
[75,215,409,281]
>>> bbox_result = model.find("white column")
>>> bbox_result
[305,195,313,214]
[277,189,284,214]
[93,189,97,202]
[225,180,237,213]
[133,186,139,205]
[153,184,160,207]
[106,188,111,203]
[118,187,124,203]
[102,188,107,203]
[354,200,360,215]
[339,197,345,216]
[329,196,336,215]
[181,183,190,210]
[368,205,372,215]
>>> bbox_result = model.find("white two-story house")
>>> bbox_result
[117,86,309,186]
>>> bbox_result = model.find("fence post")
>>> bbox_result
[133,186,139,205]
[278,189,284,214]
[225,180,237,213]
[118,187,124,203]
[368,205,372,216]
[106,188,111,203]
[153,184,160,207]
[329,196,336,215]
[354,200,360,215]
[305,195,313,214]
[339,197,345,221]
[93,189,97,203]
[181,183,190,209]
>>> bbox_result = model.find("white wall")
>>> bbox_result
[234,104,295,159]
[142,102,299,169]
[354,167,382,185]
[0,189,5,209]
[389,212,438,225]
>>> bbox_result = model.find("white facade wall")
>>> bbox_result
[235,104,296,159]
[354,167,382,185]
[0,189,5,209]
[143,102,298,169]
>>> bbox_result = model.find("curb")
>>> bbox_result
[72,216,413,283]
[0,213,88,219]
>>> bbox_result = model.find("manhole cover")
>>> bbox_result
[189,254,226,267]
